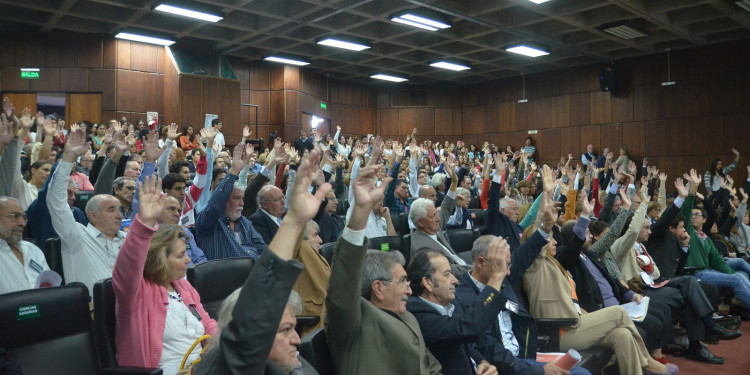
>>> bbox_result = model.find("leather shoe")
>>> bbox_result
[686,347,724,364]
[715,315,741,330]
[706,324,742,341]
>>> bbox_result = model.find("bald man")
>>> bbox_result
[157,196,207,265]
[249,184,286,244]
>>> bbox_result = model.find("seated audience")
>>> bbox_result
[0,197,51,295]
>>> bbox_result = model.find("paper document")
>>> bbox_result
[620,296,650,322]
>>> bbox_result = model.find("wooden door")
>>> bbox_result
[0,93,37,115]
[66,93,102,124]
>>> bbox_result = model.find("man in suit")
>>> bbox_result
[195,149,327,375]
[409,197,470,276]
[456,219,590,374]
[313,189,344,244]
[250,184,286,244]
[406,243,510,375]
[326,165,443,374]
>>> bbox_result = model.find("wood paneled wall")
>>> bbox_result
[230,60,377,146]
[0,32,164,126]
[376,39,750,187]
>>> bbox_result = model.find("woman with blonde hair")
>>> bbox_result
[113,176,217,375]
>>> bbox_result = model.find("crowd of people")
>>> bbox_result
[2,94,750,375]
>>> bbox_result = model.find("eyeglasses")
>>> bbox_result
[692,212,703,217]
[380,278,410,289]
[1,212,28,222]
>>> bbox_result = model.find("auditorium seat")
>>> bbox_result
[445,229,476,254]
[74,190,96,213]
[319,243,336,265]
[43,237,64,284]
[300,327,336,375]
[1,283,160,375]
[396,212,410,236]
[367,236,403,252]
[186,257,255,319]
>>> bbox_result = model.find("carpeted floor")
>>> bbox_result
[666,320,750,374]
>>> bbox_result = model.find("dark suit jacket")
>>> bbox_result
[314,199,344,244]
[644,203,686,279]
[195,248,309,375]
[250,211,280,245]
[243,172,270,218]
[410,230,471,276]
[454,230,548,375]
[407,289,504,375]
[485,179,523,251]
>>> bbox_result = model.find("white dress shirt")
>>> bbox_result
[0,239,50,295]
[48,161,126,294]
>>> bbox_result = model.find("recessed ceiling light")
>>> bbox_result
[528,0,552,4]
[600,21,648,39]
[506,45,549,57]
[263,56,310,66]
[430,61,470,71]
[317,37,370,51]
[370,74,408,82]
[154,3,223,22]
[115,32,175,46]
[391,13,450,31]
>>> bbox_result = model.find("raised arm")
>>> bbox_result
[47,129,89,250]
[196,145,251,233]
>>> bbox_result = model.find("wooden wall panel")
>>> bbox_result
[378,108,399,136]
[163,52,179,124]
[16,35,45,67]
[60,68,88,92]
[668,118,694,155]
[580,125,601,152]
[462,106,484,134]
[29,68,60,92]
[723,113,750,152]
[0,37,16,67]
[284,66,299,91]
[143,73,160,113]
[621,121,645,158]
[270,66,284,91]
[248,90,271,125]
[658,85,682,119]
[130,42,158,73]
[89,69,116,110]
[570,92,590,126]
[693,116,724,155]
[201,78,223,119]
[644,120,669,157]
[515,102,533,130]
[116,70,146,112]
[116,40,131,70]
[67,93,101,123]
[560,127,581,155]
[599,123,623,156]
[541,128,561,161]
[74,35,102,68]
[681,79,709,117]
[220,79,241,142]
[269,90,284,125]
[398,108,417,136]
[611,92,633,123]
[285,90,299,124]
[46,34,75,68]
[416,108,435,137]
[179,75,202,126]
[634,84,658,121]
[102,39,116,69]
[249,63,270,90]
[434,108,454,136]
[589,91,611,124]
[0,93,36,114]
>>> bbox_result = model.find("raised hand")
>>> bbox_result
[674,178,688,198]
[484,235,511,291]
[352,165,391,210]
[17,108,34,136]
[628,160,637,175]
[143,131,165,162]
[167,123,180,141]
[0,114,12,147]
[63,128,90,161]
[732,148,740,156]
[136,176,165,228]
[102,127,115,145]
[2,97,15,120]
[112,121,122,133]
[354,144,367,158]
[229,144,250,175]
[580,192,595,217]
[619,188,632,211]
[688,168,701,186]
[112,132,129,153]
[201,126,218,141]
[287,149,331,225]
[541,165,556,193]
[242,126,251,139]
[392,142,404,157]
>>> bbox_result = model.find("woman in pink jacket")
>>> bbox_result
[113,176,217,375]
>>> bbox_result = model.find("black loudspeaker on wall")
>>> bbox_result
[600,64,618,97]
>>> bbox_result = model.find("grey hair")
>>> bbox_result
[499,197,513,210]
[471,235,497,263]
[418,185,433,198]
[430,173,446,188]
[361,250,405,301]
[256,184,278,208]
[113,176,135,191]
[456,187,470,198]
[409,198,434,222]
[84,194,113,221]
[0,196,21,209]
[212,288,303,349]
[303,220,319,240]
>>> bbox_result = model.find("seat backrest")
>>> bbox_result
[445,229,475,254]
[396,212,411,236]
[319,243,336,266]
[367,236,401,252]
[299,328,336,375]
[75,190,96,213]
[93,278,117,369]
[469,209,485,227]
[401,234,411,265]
[0,285,99,375]
[43,237,65,284]
[186,257,255,319]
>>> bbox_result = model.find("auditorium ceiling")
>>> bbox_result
[1,0,749,85]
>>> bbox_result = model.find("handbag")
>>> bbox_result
[176,334,212,375]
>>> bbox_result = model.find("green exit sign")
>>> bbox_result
[320,101,327,109]
[20,71,40,79]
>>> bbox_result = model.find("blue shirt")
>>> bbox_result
[195,173,266,260]
[26,163,88,246]
[183,227,207,265]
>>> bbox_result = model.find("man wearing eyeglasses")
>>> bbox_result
[0,197,50,295]
[250,185,286,244]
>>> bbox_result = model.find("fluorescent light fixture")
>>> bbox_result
[736,1,750,12]
[392,17,439,31]
[370,74,408,82]
[391,13,450,31]
[115,32,175,46]
[430,61,470,71]
[506,45,549,57]
[20,68,40,72]
[600,21,648,39]
[528,0,551,4]
[311,115,324,129]
[317,37,370,51]
[263,56,310,66]
[154,4,223,22]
